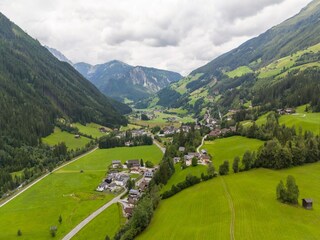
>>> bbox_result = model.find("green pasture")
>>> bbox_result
[73,203,125,240]
[42,127,91,150]
[138,162,320,240]
[225,66,253,78]
[0,145,162,240]
[161,163,207,193]
[201,136,264,168]
[73,123,109,139]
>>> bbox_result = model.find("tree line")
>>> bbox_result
[98,132,153,149]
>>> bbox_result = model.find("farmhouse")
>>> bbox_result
[126,159,140,168]
[96,182,108,192]
[302,198,313,210]
[114,174,130,186]
[178,146,185,152]
[128,189,141,204]
[139,180,149,191]
[124,205,134,218]
[99,127,107,133]
[208,129,221,137]
[144,171,153,178]
[112,160,122,168]
[173,157,181,164]
[201,149,207,155]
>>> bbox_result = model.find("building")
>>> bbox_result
[208,129,221,137]
[302,198,313,209]
[173,157,181,164]
[126,159,140,168]
[144,171,153,178]
[124,206,134,218]
[114,174,130,186]
[201,149,207,155]
[112,160,122,168]
[138,180,149,192]
[179,146,185,152]
[96,182,108,192]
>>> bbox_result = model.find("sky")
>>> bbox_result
[0,0,313,75]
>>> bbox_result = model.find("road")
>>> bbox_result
[197,135,207,153]
[0,147,98,208]
[62,190,127,240]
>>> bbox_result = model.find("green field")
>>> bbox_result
[138,162,320,240]
[73,123,109,139]
[0,145,163,240]
[255,106,320,134]
[73,203,125,240]
[225,66,253,78]
[42,127,91,150]
[120,123,142,131]
[161,164,207,193]
[201,136,264,168]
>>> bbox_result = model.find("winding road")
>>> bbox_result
[197,134,207,153]
[0,147,98,208]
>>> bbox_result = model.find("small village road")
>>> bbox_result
[0,147,98,208]
[197,135,207,153]
[62,190,127,240]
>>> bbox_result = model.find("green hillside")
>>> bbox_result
[138,162,320,240]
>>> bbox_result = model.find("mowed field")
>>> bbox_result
[201,136,264,168]
[0,145,163,240]
[73,203,125,240]
[138,162,320,240]
[161,163,207,193]
[73,123,110,139]
[42,127,91,150]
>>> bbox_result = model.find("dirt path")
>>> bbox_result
[0,147,98,208]
[197,135,207,153]
[220,177,235,240]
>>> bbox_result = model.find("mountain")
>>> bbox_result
[73,61,183,102]
[45,46,73,65]
[144,0,320,117]
[0,12,129,148]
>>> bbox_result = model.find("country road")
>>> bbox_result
[197,134,207,153]
[62,190,127,240]
[153,139,166,154]
[0,147,98,208]
[221,177,235,240]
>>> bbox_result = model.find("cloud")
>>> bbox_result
[0,0,313,75]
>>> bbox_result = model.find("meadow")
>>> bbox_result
[73,203,125,240]
[138,162,320,240]
[0,145,162,240]
[225,66,253,78]
[73,123,110,139]
[160,163,207,193]
[42,127,91,150]
[201,136,264,168]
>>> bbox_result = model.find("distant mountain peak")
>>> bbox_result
[45,46,73,65]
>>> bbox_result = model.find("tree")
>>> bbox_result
[286,175,299,204]
[192,157,198,167]
[242,150,253,171]
[105,235,110,240]
[276,180,286,201]
[17,229,22,236]
[126,179,135,190]
[58,215,62,224]
[207,162,215,176]
[232,156,240,173]
[145,161,154,168]
[219,161,229,175]
[141,114,149,121]
[140,159,144,167]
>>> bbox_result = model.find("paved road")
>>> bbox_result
[62,190,127,240]
[197,135,207,153]
[0,147,98,208]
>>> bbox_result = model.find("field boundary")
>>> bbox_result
[0,147,98,208]
[221,177,235,240]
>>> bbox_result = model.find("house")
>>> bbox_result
[188,152,200,158]
[201,155,211,164]
[112,160,122,168]
[114,174,130,186]
[99,127,107,133]
[302,198,313,209]
[201,149,207,155]
[208,129,221,137]
[139,180,149,191]
[126,159,140,168]
[74,134,80,138]
[129,189,140,196]
[104,177,112,184]
[173,157,181,164]
[184,155,193,161]
[178,146,185,152]
[108,182,118,192]
[124,206,134,218]
[125,141,133,147]
[128,189,140,204]
[96,182,108,192]
[144,171,153,178]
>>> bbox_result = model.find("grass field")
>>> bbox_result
[161,164,207,193]
[138,162,320,240]
[225,66,253,78]
[120,123,142,131]
[73,123,109,139]
[73,203,125,240]
[255,106,320,135]
[201,136,264,168]
[42,127,91,150]
[0,145,162,240]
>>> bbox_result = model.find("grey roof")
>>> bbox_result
[129,189,140,195]
[112,160,121,164]
[303,198,313,203]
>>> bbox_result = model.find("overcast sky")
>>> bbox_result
[0,0,313,75]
